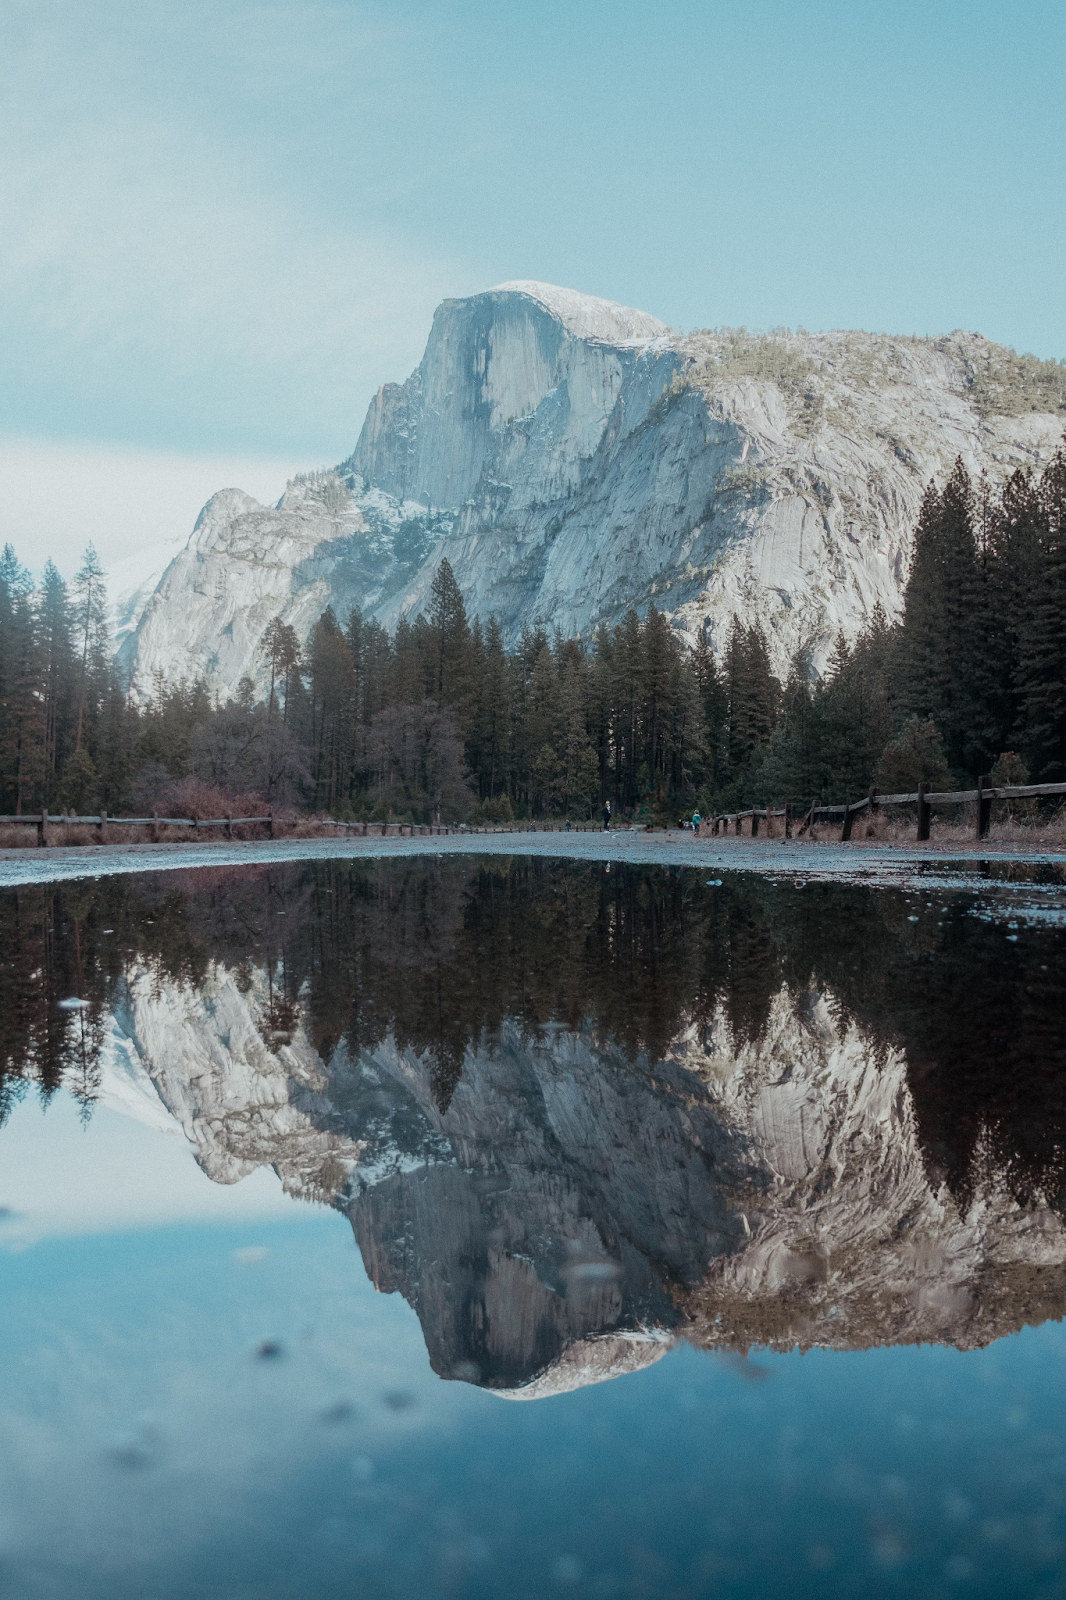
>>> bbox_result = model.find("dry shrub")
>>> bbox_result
[152,776,269,822]
[0,823,39,849]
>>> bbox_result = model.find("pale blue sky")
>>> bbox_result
[2,0,1065,571]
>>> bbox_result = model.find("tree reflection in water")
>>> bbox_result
[3,857,1065,1390]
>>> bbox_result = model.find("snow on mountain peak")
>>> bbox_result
[490,280,668,343]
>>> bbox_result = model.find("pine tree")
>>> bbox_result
[427,558,475,734]
[898,462,988,777]
[392,615,423,706]
[475,615,511,800]
[724,620,780,778]
[611,610,643,807]
[307,609,356,811]
[0,546,44,813]
[642,607,677,802]
[37,563,76,794]
[70,544,110,755]
[691,628,727,791]
[358,619,393,725]
[259,617,301,723]
[1017,447,1066,779]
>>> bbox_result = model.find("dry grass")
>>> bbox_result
[802,801,1066,849]
[0,820,302,850]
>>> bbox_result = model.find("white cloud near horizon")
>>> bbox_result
[0,435,298,591]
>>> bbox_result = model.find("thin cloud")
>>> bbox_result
[0,1,467,456]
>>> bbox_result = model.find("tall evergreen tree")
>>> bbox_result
[898,462,988,777]
[70,544,110,754]
[37,563,76,794]
[427,558,475,733]
[0,547,43,813]
[1017,446,1066,778]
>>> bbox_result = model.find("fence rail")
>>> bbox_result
[708,779,1066,843]
[0,812,613,848]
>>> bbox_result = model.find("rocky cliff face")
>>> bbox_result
[97,959,1066,1394]
[119,281,1065,696]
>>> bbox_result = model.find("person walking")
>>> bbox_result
[692,809,701,835]
[602,798,612,831]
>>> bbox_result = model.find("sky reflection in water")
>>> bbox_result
[1,856,1065,1598]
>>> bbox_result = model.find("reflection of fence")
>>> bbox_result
[709,780,1066,843]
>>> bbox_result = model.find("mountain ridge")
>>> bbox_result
[119,281,1065,698]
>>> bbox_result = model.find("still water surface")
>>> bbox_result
[2,856,1066,1598]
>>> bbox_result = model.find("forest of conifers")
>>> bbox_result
[1,444,1063,825]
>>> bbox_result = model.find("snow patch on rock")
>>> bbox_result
[490,280,668,343]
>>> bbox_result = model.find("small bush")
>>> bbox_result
[875,717,952,795]
[472,795,514,825]
[151,776,268,820]
[990,751,1036,822]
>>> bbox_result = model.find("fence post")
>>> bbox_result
[225,814,233,840]
[841,802,854,843]
[784,804,792,839]
[977,774,991,840]
[734,814,741,835]
[37,807,49,847]
[917,782,930,842]
[99,811,107,845]
[798,798,818,837]
[268,810,275,839]
[150,810,160,844]
[868,787,877,836]
[751,808,760,838]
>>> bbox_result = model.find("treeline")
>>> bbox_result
[0,546,134,817]
[1,442,1063,823]
[0,552,768,822]
[751,443,1066,806]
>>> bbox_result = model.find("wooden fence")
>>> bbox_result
[708,779,1066,843]
[0,812,609,848]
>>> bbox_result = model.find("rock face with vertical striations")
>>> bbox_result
[119,280,1065,697]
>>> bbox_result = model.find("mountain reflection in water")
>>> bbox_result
[3,857,1065,1395]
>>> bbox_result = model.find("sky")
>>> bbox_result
[2,0,1065,581]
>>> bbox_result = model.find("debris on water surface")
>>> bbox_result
[382,1390,415,1411]
[106,1417,163,1471]
[256,1340,284,1360]
[321,1401,357,1425]
[552,1554,583,1585]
